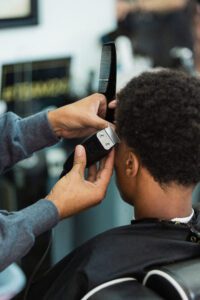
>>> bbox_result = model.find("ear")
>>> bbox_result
[125,151,139,177]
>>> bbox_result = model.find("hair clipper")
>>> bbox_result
[60,126,119,177]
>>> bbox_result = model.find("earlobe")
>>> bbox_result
[125,152,139,177]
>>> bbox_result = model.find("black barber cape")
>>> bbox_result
[27,209,200,300]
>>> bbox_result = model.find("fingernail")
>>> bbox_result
[76,145,83,157]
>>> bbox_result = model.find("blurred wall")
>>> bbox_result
[0,0,116,93]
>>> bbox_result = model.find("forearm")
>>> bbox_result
[0,111,59,174]
[0,199,59,271]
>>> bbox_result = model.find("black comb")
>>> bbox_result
[98,42,116,123]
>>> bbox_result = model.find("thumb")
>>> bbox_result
[72,145,86,176]
[108,100,117,109]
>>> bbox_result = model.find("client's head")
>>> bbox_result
[115,69,200,220]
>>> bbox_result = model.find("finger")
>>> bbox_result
[72,145,86,177]
[108,100,118,109]
[96,148,115,187]
[88,115,109,131]
[97,94,107,119]
[99,155,107,171]
[87,163,97,182]
[90,93,107,116]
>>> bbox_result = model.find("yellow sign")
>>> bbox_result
[2,77,70,102]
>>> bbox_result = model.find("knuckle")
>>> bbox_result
[73,160,84,167]
[96,93,106,101]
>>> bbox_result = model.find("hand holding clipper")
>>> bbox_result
[60,42,118,177]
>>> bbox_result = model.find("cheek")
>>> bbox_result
[114,158,127,198]
[114,156,133,205]
[114,149,123,181]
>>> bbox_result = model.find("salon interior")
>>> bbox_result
[0,0,200,299]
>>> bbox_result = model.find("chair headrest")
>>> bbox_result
[143,258,200,300]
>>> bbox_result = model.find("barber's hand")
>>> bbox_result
[48,93,116,139]
[117,0,132,20]
[116,0,139,20]
[45,145,115,219]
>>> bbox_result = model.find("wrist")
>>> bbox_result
[45,194,63,219]
[48,110,62,138]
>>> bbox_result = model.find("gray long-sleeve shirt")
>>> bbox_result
[0,111,60,271]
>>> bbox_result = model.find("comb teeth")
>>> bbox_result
[98,42,116,122]
[98,44,113,94]
[98,79,109,93]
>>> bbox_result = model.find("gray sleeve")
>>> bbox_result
[0,199,59,271]
[0,111,59,174]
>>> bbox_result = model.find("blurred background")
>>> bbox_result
[0,0,200,282]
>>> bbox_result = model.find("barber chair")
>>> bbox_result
[82,259,200,300]
[81,277,163,300]
[144,258,200,300]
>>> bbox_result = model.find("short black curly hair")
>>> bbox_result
[116,69,200,186]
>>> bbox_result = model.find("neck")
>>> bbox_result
[133,168,194,220]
